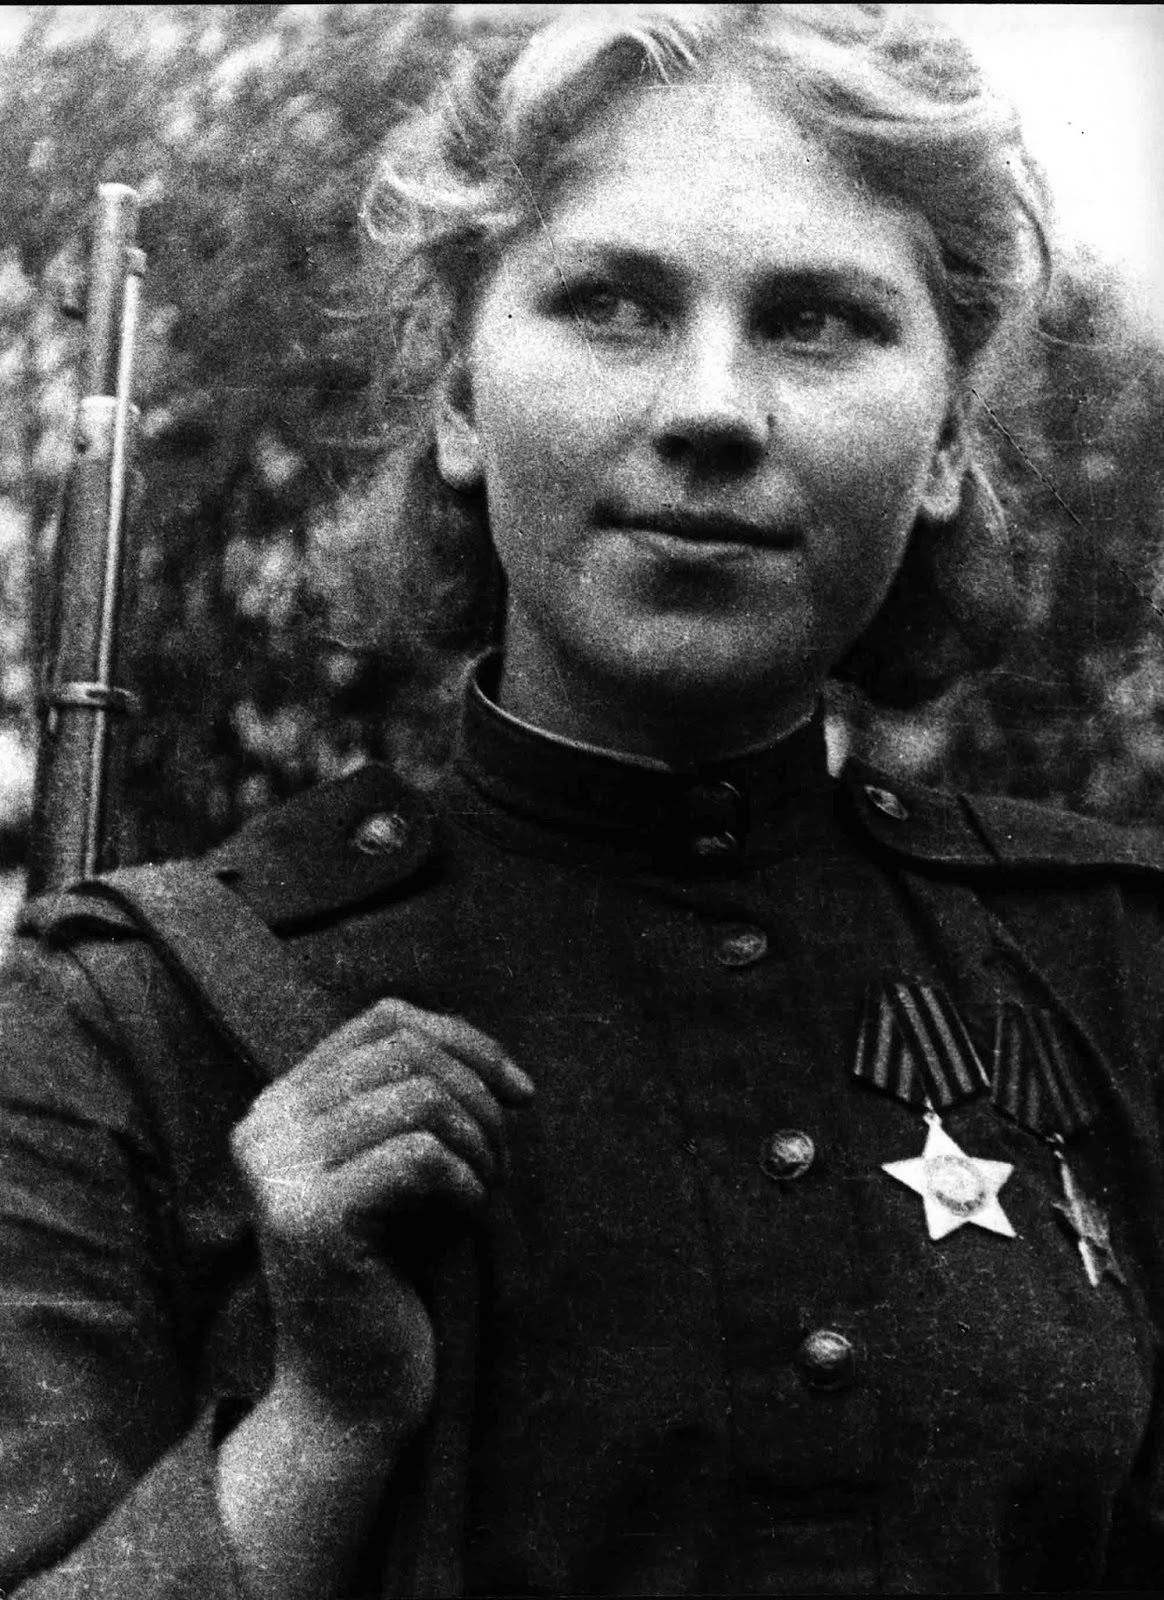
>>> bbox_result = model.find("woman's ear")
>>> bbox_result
[919,404,969,523]
[434,362,484,491]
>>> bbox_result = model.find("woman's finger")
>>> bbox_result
[287,998,535,1105]
[317,1076,500,1181]
[295,1033,510,1141]
[333,1129,488,1218]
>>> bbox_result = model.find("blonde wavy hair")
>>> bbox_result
[314,2,1052,771]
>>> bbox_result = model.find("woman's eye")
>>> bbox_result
[565,282,665,338]
[762,302,883,351]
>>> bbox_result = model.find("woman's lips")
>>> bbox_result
[599,512,799,568]
[600,508,797,550]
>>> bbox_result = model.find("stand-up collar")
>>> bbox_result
[451,659,838,874]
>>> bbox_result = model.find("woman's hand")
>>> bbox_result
[230,997,534,1441]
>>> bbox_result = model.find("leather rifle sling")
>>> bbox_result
[64,859,473,1600]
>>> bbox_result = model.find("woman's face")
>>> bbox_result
[436,76,965,760]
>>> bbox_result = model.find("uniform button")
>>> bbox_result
[715,925,768,967]
[760,1128,815,1181]
[686,779,743,864]
[863,784,909,822]
[795,1328,856,1390]
[689,779,740,808]
[350,810,410,855]
[691,831,740,861]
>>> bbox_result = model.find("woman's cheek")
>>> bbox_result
[823,397,945,523]
[817,356,946,447]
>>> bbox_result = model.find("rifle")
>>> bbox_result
[26,184,147,897]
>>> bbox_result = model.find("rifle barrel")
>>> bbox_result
[26,185,146,896]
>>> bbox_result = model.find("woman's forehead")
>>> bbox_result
[519,80,936,297]
[554,76,837,191]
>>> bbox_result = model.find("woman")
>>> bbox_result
[4,4,1164,1595]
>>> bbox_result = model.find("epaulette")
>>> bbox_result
[18,761,437,943]
[841,757,1164,876]
[205,760,435,928]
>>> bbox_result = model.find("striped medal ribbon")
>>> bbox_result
[854,980,1096,1135]
[854,980,988,1113]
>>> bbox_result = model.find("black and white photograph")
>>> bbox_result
[1,4,1164,1594]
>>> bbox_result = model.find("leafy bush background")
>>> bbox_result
[2,2,1164,872]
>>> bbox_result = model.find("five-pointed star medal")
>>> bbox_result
[883,1113,1016,1241]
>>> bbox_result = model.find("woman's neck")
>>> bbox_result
[493,649,820,769]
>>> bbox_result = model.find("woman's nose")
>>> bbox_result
[651,319,770,473]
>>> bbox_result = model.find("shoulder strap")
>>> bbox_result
[73,857,470,1599]
[82,860,349,1081]
[843,757,1164,875]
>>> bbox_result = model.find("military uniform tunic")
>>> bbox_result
[2,670,1164,1594]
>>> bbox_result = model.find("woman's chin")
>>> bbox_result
[573,612,823,709]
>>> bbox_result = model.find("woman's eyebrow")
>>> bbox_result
[755,266,906,307]
[546,238,910,307]
[547,240,680,286]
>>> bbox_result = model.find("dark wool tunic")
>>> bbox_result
[3,675,1164,1595]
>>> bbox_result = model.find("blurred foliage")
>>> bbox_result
[0,2,458,862]
[851,259,1164,820]
[1,3,1164,867]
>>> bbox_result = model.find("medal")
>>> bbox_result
[883,1108,1016,1241]
[1050,1139,1125,1289]
[855,981,1124,1272]
[857,982,1014,1242]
